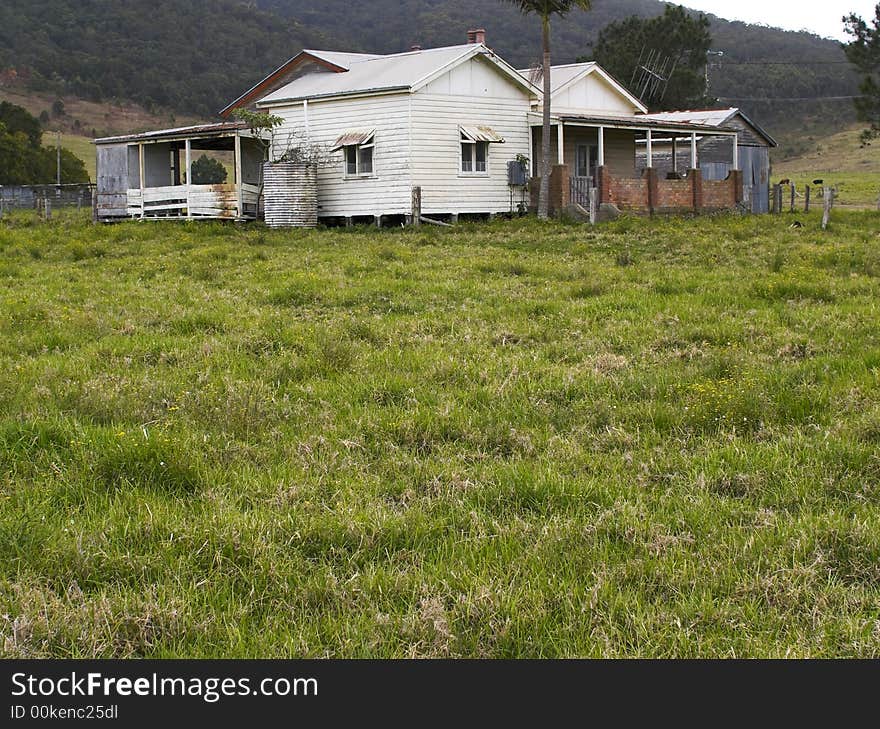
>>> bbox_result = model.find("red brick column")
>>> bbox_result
[689,168,702,211]
[549,164,570,215]
[645,167,658,214]
[596,166,609,205]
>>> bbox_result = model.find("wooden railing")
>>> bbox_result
[126,183,261,219]
[569,176,593,208]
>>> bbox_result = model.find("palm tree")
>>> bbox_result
[506,0,592,219]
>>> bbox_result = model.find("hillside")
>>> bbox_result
[0,86,198,140]
[0,0,326,117]
[774,125,880,208]
[777,126,880,175]
[0,86,202,182]
[0,0,861,147]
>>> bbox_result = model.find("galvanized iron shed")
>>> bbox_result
[635,109,777,213]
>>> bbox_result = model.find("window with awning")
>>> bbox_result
[331,129,375,176]
[459,125,503,175]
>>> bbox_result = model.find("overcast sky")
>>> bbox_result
[679,0,877,40]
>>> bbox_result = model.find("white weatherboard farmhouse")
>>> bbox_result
[95,31,773,222]
[220,40,538,222]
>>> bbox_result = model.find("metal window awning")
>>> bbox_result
[330,129,375,151]
[460,125,505,143]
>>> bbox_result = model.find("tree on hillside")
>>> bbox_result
[584,5,713,111]
[504,0,593,220]
[0,123,33,183]
[0,102,89,184]
[53,148,90,185]
[843,3,880,143]
[0,100,43,146]
[190,155,228,184]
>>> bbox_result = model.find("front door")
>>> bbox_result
[572,144,598,207]
[575,144,598,181]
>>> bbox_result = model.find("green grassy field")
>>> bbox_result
[2,210,880,658]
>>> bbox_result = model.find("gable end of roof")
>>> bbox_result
[517,62,647,113]
[219,51,349,118]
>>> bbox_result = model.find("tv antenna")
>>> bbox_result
[704,50,724,96]
[630,47,676,105]
[526,62,543,87]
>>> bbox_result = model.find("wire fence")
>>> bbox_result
[0,183,96,213]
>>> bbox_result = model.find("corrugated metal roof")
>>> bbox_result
[330,129,375,151]
[95,122,250,145]
[305,50,383,69]
[641,108,777,146]
[554,113,739,135]
[641,108,738,126]
[258,44,482,104]
[460,125,505,143]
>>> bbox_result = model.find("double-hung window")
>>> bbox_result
[345,136,374,176]
[575,144,598,179]
[461,135,489,172]
[460,135,489,174]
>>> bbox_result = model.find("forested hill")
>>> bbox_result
[259,0,859,144]
[0,0,328,115]
[258,0,848,69]
[0,0,860,145]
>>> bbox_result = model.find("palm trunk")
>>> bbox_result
[538,14,552,220]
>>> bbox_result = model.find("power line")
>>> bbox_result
[717,95,859,101]
[711,60,852,66]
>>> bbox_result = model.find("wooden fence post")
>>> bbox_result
[804,185,810,213]
[411,186,421,227]
[91,187,98,223]
[773,184,782,214]
[44,197,51,220]
[790,184,795,212]
[589,186,598,225]
[822,187,833,230]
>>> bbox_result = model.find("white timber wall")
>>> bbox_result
[269,93,412,218]
[410,56,533,215]
[545,73,639,116]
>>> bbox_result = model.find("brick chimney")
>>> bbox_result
[467,28,486,45]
